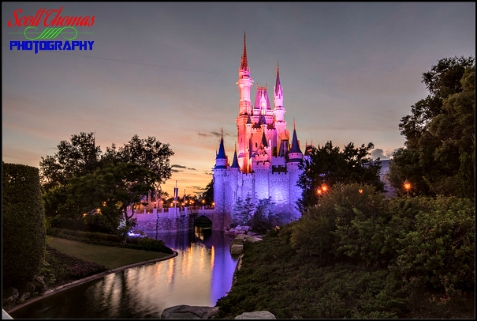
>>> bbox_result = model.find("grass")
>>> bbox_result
[46,236,171,269]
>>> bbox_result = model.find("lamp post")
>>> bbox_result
[404,179,411,197]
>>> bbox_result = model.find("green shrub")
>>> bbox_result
[47,228,173,254]
[393,196,475,291]
[3,163,46,287]
[332,184,392,266]
[291,183,390,265]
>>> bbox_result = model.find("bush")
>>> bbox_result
[291,183,390,265]
[3,163,46,288]
[47,228,173,254]
[393,196,475,291]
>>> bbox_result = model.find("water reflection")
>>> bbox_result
[10,230,238,319]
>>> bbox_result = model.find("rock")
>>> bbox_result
[18,291,31,303]
[230,243,244,255]
[235,311,276,319]
[161,305,219,319]
[33,275,47,293]
[235,234,262,243]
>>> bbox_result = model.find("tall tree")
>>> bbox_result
[390,56,475,198]
[297,141,383,212]
[40,132,100,192]
[102,135,174,189]
[63,162,157,240]
[200,178,214,206]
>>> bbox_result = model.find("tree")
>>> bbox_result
[64,162,157,241]
[102,135,174,189]
[390,56,475,198]
[40,132,100,192]
[40,133,175,229]
[232,194,256,226]
[250,197,276,233]
[297,141,383,212]
[200,178,214,205]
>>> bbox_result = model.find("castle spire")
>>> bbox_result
[231,144,240,169]
[216,129,227,160]
[240,31,248,71]
[289,120,302,155]
[275,61,281,95]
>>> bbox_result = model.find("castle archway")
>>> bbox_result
[194,215,212,229]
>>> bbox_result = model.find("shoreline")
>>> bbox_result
[6,251,178,314]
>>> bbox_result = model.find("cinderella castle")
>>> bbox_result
[213,35,310,221]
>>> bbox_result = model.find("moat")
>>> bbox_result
[10,230,238,319]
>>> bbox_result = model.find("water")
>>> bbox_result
[10,229,238,318]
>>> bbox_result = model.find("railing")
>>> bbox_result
[128,207,216,221]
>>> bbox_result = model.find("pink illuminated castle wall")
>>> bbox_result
[213,34,310,221]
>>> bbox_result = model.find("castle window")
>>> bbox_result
[255,142,257,148]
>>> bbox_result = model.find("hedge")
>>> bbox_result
[3,163,46,287]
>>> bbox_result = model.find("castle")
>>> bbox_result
[213,35,309,221]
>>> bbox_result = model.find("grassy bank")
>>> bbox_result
[216,224,475,319]
[46,236,171,269]
[3,236,174,313]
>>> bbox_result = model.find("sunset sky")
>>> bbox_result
[2,2,475,197]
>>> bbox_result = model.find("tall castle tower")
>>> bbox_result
[213,34,309,223]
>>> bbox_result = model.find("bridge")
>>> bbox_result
[130,207,232,232]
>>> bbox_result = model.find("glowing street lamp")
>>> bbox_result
[404,179,411,196]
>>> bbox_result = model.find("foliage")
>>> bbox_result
[2,163,46,288]
[101,134,174,188]
[217,226,410,319]
[48,228,174,254]
[292,183,392,266]
[199,178,214,205]
[39,133,174,234]
[249,198,276,234]
[390,57,475,198]
[217,192,475,318]
[392,196,475,291]
[39,132,100,193]
[232,194,256,226]
[332,185,392,267]
[62,162,156,240]
[297,141,383,212]
[232,196,278,233]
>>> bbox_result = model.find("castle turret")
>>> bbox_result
[215,135,228,169]
[231,145,240,169]
[287,123,303,163]
[213,134,229,214]
[237,32,253,116]
[274,63,285,122]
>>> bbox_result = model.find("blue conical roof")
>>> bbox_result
[261,131,268,147]
[289,128,302,154]
[231,149,240,168]
[216,137,227,159]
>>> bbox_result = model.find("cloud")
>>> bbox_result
[171,164,196,171]
[198,131,233,138]
[370,149,390,160]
